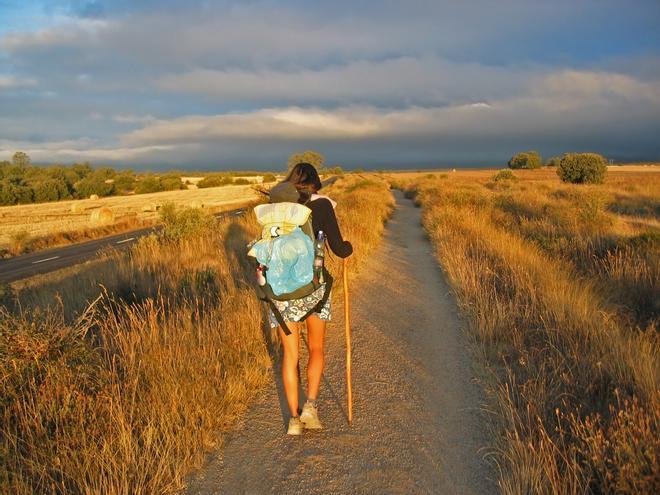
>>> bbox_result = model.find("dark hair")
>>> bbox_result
[284,162,322,203]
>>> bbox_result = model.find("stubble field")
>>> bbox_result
[0,183,260,254]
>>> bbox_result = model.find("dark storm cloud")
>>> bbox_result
[0,0,659,168]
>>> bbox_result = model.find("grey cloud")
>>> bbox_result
[0,74,37,89]
[157,56,535,105]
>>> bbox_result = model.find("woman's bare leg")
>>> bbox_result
[278,322,300,416]
[305,314,326,401]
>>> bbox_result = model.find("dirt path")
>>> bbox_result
[185,190,495,494]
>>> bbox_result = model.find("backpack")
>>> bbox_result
[247,200,333,335]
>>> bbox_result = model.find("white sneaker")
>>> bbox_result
[287,416,303,435]
[300,401,323,429]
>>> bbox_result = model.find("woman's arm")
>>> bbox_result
[311,198,353,258]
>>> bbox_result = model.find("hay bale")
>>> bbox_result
[89,194,99,200]
[90,207,114,224]
[70,203,83,213]
[190,200,204,209]
[141,203,157,212]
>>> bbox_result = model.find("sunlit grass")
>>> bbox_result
[1,175,393,494]
[396,171,659,493]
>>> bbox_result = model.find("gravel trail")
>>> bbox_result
[185,190,495,494]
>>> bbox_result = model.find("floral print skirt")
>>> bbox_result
[268,283,331,328]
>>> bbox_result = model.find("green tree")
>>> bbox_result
[508,151,542,169]
[135,175,163,194]
[159,174,185,191]
[287,150,325,170]
[74,177,115,198]
[92,167,117,180]
[546,156,561,167]
[113,172,136,193]
[557,153,607,184]
[12,151,31,169]
[0,181,33,205]
[32,179,69,202]
[0,180,15,205]
[71,162,93,179]
[0,160,11,179]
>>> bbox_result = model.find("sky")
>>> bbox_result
[1,0,659,170]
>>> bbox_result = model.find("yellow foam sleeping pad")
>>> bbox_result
[248,202,312,258]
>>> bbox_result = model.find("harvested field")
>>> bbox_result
[0,184,258,251]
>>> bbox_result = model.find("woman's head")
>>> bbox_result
[284,162,322,202]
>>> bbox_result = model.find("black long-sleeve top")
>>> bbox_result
[307,198,353,258]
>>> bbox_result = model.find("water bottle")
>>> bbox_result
[256,264,266,286]
[313,230,325,283]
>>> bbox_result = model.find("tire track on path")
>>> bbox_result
[185,190,495,494]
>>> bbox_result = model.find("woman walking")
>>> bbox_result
[271,163,352,435]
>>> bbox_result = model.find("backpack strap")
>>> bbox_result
[298,268,333,323]
[266,299,294,336]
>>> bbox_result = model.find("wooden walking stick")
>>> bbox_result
[343,257,353,424]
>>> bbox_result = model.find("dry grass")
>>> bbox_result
[0,183,259,254]
[394,170,659,493]
[0,175,393,494]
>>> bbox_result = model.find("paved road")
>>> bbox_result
[0,207,247,283]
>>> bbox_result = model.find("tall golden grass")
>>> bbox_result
[396,171,658,493]
[1,174,393,494]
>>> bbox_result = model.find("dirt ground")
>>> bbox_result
[184,190,495,494]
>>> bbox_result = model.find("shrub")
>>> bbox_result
[113,172,136,193]
[133,173,184,194]
[135,176,163,194]
[0,283,15,309]
[508,151,542,169]
[32,179,70,202]
[232,178,250,185]
[160,203,216,240]
[262,173,276,183]
[319,166,344,175]
[197,175,232,188]
[557,153,607,184]
[71,162,93,179]
[9,230,30,255]
[546,156,561,167]
[0,181,30,205]
[159,175,185,191]
[74,177,115,198]
[492,169,517,181]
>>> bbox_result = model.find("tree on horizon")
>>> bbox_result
[286,150,325,171]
